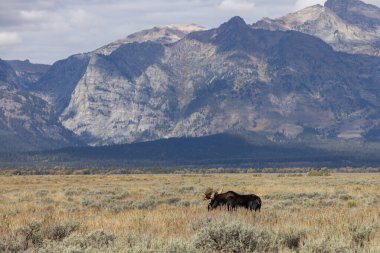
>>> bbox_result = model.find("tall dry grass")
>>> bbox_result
[0,173,379,252]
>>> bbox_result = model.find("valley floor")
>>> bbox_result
[0,173,379,252]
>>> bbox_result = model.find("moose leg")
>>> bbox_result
[248,199,261,212]
[255,199,261,212]
[227,202,234,211]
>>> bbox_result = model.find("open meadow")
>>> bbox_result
[0,173,379,252]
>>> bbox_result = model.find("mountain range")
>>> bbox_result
[2,0,380,167]
[254,0,380,56]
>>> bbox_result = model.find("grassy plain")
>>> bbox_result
[0,173,379,252]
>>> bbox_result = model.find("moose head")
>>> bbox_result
[204,188,223,210]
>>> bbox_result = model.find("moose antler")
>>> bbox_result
[204,187,214,200]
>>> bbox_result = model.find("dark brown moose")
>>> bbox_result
[204,188,261,212]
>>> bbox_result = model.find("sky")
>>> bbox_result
[0,0,379,64]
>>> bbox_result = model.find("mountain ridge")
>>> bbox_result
[2,0,380,159]
[253,0,380,56]
[95,24,205,55]
[325,0,380,29]
[6,59,50,87]
[3,133,380,169]
[35,15,380,147]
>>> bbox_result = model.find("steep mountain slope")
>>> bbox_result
[38,17,380,146]
[325,0,380,29]
[0,59,81,152]
[6,59,50,88]
[253,0,380,56]
[33,25,205,118]
[0,59,18,89]
[34,54,91,115]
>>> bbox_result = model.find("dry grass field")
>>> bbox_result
[0,173,379,252]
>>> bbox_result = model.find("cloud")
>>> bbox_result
[20,10,49,22]
[219,0,255,11]
[0,32,22,46]
[366,0,380,5]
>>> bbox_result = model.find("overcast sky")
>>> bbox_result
[1,0,380,64]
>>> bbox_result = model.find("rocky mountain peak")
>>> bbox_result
[223,16,247,27]
[156,24,205,33]
[253,0,380,56]
[218,16,249,34]
[325,0,380,29]
[188,16,261,53]
[325,0,366,9]
[211,16,262,52]
[274,4,330,25]
[95,24,205,55]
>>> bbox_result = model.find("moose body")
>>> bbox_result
[225,193,261,212]
[205,189,262,212]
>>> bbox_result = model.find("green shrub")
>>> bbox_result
[302,239,350,253]
[193,221,299,252]
[123,233,154,249]
[350,224,377,247]
[307,170,331,176]
[13,221,80,252]
[0,234,27,253]
[194,221,267,252]
[163,197,182,205]
[279,229,305,250]
[18,221,44,247]
[116,234,195,253]
[347,200,357,208]
[132,199,157,210]
[46,221,80,241]
[37,241,81,253]
[179,186,195,193]
[66,230,116,249]
[153,238,196,253]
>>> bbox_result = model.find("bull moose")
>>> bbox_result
[204,188,261,212]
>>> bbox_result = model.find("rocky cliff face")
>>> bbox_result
[33,25,205,118]
[36,17,380,146]
[253,0,380,56]
[0,59,81,152]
